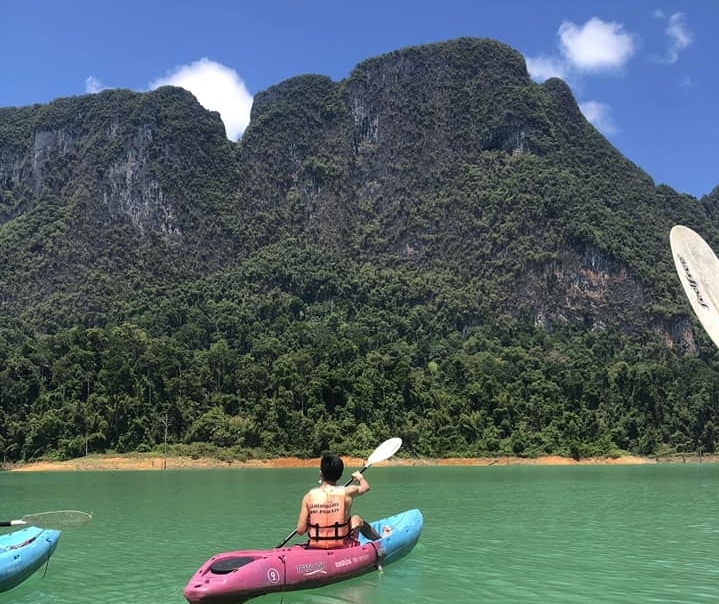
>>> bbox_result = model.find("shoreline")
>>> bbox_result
[5,452,717,472]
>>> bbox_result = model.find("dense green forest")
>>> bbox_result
[2,38,719,464]
[2,241,719,463]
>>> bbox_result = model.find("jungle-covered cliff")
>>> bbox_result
[1,37,718,463]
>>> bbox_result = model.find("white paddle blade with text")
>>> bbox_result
[670,225,719,350]
[367,437,402,466]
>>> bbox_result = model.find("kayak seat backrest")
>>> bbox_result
[209,556,255,574]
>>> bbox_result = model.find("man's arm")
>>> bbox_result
[345,471,371,497]
[296,494,310,535]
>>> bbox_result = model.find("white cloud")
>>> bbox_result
[525,56,568,82]
[525,17,637,82]
[660,12,692,64]
[85,76,107,94]
[579,100,617,135]
[558,17,636,72]
[149,59,253,140]
[523,17,636,139]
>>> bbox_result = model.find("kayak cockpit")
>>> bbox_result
[208,556,256,574]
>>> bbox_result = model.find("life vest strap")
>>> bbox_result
[308,520,351,541]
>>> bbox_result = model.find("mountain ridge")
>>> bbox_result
[1,36,719,461]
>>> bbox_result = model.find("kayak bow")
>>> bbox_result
[0,526,61,593]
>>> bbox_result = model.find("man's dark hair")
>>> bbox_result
[320,454,344,482]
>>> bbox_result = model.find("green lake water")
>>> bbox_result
[2,464,719,603]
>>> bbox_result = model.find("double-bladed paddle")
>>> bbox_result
[276,437,402,548]
[0,510,92,530]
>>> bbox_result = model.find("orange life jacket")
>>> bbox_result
[306,485,351,549]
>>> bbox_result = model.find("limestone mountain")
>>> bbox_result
[1,37,718,461]
[0,38,711,338]
[0,86,237,326]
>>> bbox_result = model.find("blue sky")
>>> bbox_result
[1,0,715,198]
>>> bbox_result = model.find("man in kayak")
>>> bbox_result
[295,454,386,549]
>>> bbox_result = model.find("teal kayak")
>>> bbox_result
[0,526,61,593]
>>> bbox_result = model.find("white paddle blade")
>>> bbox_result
[670,225,719,350]
[19,510,93,529]
[366,437,402,466]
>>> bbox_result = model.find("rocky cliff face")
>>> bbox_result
[0,87,232,239]
[237,38,707,345]
[0,87,239,324]
[0,38,714,348]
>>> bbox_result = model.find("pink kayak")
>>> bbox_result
[183,508,423,604]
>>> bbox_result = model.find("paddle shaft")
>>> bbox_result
[276,463,370,548]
